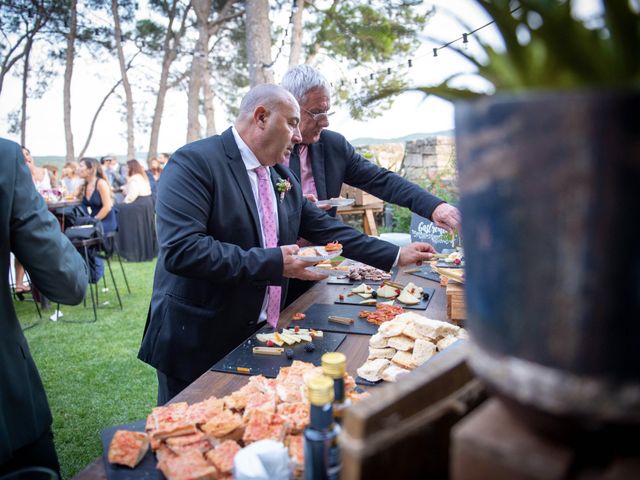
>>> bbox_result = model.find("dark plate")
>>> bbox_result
[210,325,346,378]
[290,304,379,335]
[326,266,399,285]
[408,267,441,283]
[101,420,161,480]
[436,260,464,269]
[334,287,435,311]
[355,376,383,386]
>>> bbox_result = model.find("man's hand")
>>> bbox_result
[281,245,328,281]
[305,193,332,211]
[398,242,436,267]
[432,203,461,233]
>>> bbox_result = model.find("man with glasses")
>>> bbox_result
[281,65,461,305]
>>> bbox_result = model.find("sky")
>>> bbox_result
[0,0,600,158]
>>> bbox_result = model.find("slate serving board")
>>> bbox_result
[210,325,346,378]
[333,287,435,311]
[408,267,441,283]
[290,303,379,335]
[435,260,464,269]
[101,419,162,480]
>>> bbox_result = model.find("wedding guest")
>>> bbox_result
[158,152,171,169]
[78,157,117,233]
[146,157,162,203]
[22,146,51,191]
[124,160,152,204]
[61,161,84,197]
[1,137,87,477]
[42,164,60,188]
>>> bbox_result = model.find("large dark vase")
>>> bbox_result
[455,90,640,436]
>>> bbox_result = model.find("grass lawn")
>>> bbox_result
[14,259,158,479]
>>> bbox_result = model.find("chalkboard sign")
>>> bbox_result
[409,213,455,252]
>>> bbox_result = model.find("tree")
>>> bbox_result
[63,0,78,163]
[111,0,136,159]
[245,0,273,86]
[139,0,192,160]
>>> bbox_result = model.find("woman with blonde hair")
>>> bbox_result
[61,161,83,196]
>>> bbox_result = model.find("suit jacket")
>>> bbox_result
[138,128,399,384]
[0,139,88,463]
[288,129,444,217]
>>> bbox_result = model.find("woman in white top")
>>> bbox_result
[123,159,152,203]
[22,146,51,190]
[14,146,50,295]
[61,161,84,197]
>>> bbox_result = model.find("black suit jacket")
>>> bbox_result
[138,128,398,384]
[0,139,88,463]
[288,129,444,217]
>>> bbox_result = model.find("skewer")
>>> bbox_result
[328,315,355,325]
[252,346,284,356]
[383,280,405,290]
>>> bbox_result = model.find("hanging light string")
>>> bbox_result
[261,1,297,70]
[337,6,520,87]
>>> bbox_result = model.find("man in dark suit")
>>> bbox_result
[0,138,88,477]
[280,65,462,305]
[138,84,435,404]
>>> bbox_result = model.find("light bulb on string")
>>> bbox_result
[433,48,438,57]
[462,33,469,50]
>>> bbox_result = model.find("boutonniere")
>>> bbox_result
[276,177,292,202]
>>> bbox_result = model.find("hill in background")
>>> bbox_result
[350,129,454,146]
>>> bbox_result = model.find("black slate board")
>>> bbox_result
[408,267,441,283]
[291,303,379,335]
[326,266,399,285]
[334,287,435,311]
[211,325,346,378]
[436,260,464,269]
[355,376,382,387]
[101,419,162,480]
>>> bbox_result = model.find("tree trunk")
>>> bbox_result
[288,0,304,67]
[202,60,216,136]
[63,0,77,163]
[20,37,32,147]
[186,0,211,142]
[245,0,273,86]
[147,0,187,161]
[111,0,136,159]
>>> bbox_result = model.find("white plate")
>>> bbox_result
[293,246,343,262]
[305,266,349,277]
[316,198,355,207]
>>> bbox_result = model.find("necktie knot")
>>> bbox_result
[255,165,268,180]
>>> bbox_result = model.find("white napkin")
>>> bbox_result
[233,439,292,480]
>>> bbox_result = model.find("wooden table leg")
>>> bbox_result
[364,208,378,236]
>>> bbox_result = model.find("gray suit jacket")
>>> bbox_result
[0,138,88,463]
[138,128,399,384]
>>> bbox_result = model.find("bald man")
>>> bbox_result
[138,84,435,403]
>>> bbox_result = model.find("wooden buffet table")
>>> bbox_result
[74,267,448,479]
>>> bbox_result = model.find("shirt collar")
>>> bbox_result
[232,126,262,172]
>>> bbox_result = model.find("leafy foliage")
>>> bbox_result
[367,0,640,106]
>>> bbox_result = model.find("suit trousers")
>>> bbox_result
[157,370,190,406]
[0,426,60,479]
[284,279,317,308]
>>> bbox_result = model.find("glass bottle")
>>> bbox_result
[304,375,341,480]
[321,352,351,424]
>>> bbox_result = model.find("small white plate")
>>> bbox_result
[293,246,343,262]
[316,198,355,207]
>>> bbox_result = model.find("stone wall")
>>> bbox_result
[402,137,456,184]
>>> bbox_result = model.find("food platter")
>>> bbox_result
[293,246,342,262]
[316,198,355,208]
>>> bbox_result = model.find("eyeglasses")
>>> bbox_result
[302,107,335,123]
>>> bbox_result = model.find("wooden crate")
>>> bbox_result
[340,184,381,206]
[340,342,487,480]
[446,281,466,322]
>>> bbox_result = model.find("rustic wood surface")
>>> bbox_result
[73,266,448,479]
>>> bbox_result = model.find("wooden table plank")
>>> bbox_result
[73,267,446,479]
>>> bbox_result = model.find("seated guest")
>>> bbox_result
[61,161,84,197]
[124,159,152,204]
[78,157,117,233]
[42,164,60,188]
[14,146,51,294]
[146,157,162,202]
[158,152,170,169]
[22,146,51,191]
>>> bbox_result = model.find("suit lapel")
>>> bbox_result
[288,144,301,181]
[308,142,327,200]
[222,128,263,245]
[271,166,289,245]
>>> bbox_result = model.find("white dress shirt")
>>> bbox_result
[231,126,279,325]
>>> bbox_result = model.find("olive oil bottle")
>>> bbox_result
[304,375,341,480]
[321,352,351,424]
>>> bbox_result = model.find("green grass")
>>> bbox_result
[14,259,158,479]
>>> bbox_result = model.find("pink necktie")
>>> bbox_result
[255,166,281,328]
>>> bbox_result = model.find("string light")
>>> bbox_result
[408,59,412,67]
[433,48,438,57]
[462,33,469,50]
